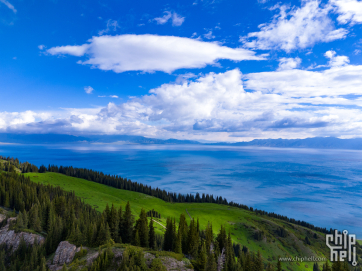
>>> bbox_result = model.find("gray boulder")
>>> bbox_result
[52,241,77,265]
[0,218,45,251]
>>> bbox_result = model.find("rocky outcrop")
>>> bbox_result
[52,241,77,265]
[0,217,45,251]
[159,256,193,271]
[0,214,6,224]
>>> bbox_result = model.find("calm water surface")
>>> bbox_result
[1,143,361,236]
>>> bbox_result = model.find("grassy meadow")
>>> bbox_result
[22,171,337,271]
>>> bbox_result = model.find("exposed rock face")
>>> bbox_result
[0,214,6,224]
[159,256,193,271]
[52,241,77,265]
[0,218,45,251]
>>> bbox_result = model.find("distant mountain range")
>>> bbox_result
[224,137,362,150]
[0,133,199,145]
[0,133,361,150]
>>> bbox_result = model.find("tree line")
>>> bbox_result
[0,155,334,234]
[43,163,331,234]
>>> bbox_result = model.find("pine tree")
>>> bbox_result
[16,211,24,229]
[277,259,282,271]
[187,218,199,258]
[105,203,111,225]
[225,231,235,271]
[149,215,156,250]
[206,250,217,271]
[195,241,206,271]
[216,225,227,251]
[109,204,119,242]
[205,222,213,253]
[29,204,42,232]
[97,220,111,246]
[118,205,123,243]
[164,217,174,251]
[174,228,182,254]
[23,209,29,229]
[137,208,149,248]
[133,230,141,247]
[254,250,263,271]
[179,213,188,254]
[122,202,134,244]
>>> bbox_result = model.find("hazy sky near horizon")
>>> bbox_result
[1,0,362,142]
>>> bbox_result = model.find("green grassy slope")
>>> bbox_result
[24,172,337,270]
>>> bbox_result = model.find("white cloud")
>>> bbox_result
[172,13,185,26]
[244,53,361,97]
[154,11,172,24]
[3,53,362,141]
[84,86,94,94]
[98,19,120,35]
[330,0,362,25]
[38,45,45,50]
[98,95,119,98]
[0,0,16,13]
[242,0,348,52]
[154,11,185,26]
[47,44,90,57]
[204,30,215,40]
[47,34,265,73]
[277,57,301,71]
[324,50,350,67]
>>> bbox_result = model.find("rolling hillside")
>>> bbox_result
[24,172,344,271]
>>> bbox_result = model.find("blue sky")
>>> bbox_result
[1,0,362,142]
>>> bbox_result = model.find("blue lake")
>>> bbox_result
[1,143,361,236]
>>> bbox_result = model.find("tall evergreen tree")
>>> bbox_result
[164,217,174,251]
[179,213,188,254]
[109,204,119,242]
[136,208,149,248]
[195,241,207,271]
[187,218,199,258]
[149,214,156,250]
[122,201,134,244]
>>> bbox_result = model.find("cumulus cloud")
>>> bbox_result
[84,86,94,94]
[277,57,301,71]
[330,0,362,25]
[154,11,185,26]
[0,0,16,13]
[324,50,350,67]
[46,34,265,73]
[3,55,362,141]
[244,52,361,97]
[242,0,348,52]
